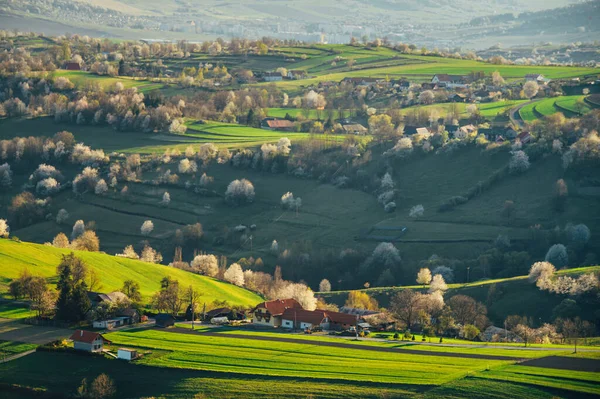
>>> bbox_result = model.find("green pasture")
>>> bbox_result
[53,70,165,93]
[0,341,37,358]
[0,239,262,307]
[0,303,36,319]
[104,329,510,385]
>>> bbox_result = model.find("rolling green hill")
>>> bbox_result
[319,265,600,324]
[0,239,262,307]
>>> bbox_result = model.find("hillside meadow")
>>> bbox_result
[0,239,262,307]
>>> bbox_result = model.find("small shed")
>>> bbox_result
[117,348,138,361]
[155,313,175,328]
[70,330,110,353]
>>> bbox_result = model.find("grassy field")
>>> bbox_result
[0,239,262,307]
[257,49,598,91]
[0,303,36,319]
[520,95,597,122]
[52,70,165,93]
[397,100,528,121]
[0,118,350,154]
[0,340,37,358]
[1,327,595,398]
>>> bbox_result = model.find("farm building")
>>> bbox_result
[263,72,283,82]
[454,124,477,139]
[92,315,136,330]
[87,291,129,307]
[339,307,385,321]
[63,62,81,71]
[516,131,532,144]
[155,313,176,328]
[262,119,295,131]
[525,74,548,83]
[280,308,358,331]
[341,77,384,87]
[252,298,302,327]
[205,307,245,321]
[431,74,468,89]
[117,348,138,361]
[288,70,307,80]
[70,330,110,353]
[341,123,368,135]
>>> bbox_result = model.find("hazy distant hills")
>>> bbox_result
[0,0,596,48]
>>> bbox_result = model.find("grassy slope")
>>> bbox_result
[320,265,600,324]
[0,239,262,307]
[52,70,164,93]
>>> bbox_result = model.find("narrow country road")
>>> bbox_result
[509,98,540,128]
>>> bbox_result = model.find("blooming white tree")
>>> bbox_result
[71,220,85,240]
[178,158,198,174]
[276,138,292,155]
[199,173,214,187]
[429,274,447,294]
[381,173,394,190]
[36,177,61,195]
[384,137,413,157]
[319,279,332,292]
[0,163,12,188]
[416,268,432,285]
[509,150,530,174]
[141,220,154,236]
[281,192,302,210]
[224,263,245,286]
[117,245,139,259]
[198,143,218,163]
[95,179,108,195]
[169,119,187,134]
[271,240,279,253]
[191,254,219,277]
[140,245,162,264]
[0,219,9,238]
[528,261,556,283]
[161,192,171,206]
[409,204,424,218]
[56,209,69,224]
[225,179,255,206]
[523,81,539,99]
[545,244,568,268]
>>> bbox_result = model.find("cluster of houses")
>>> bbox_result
[263,70,308,82]
[88,291,144,330]
[251,298,378,332]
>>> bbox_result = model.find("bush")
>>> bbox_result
[393,332,399,340]
[438,196,468,212]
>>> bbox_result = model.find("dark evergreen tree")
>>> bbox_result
[55,253,91,322]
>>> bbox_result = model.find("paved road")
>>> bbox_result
[509,98,540,128]
[166,327,523,361]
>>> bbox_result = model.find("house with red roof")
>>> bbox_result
[70,330,111,353]
[252,299,303,327]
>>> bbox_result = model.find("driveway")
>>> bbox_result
[0,318,72,345]
[509,99,539,128]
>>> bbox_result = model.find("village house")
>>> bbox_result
[70,330,110,353]
[280,308,358,331]
[63,61,81,71]
[454,124,477,139]
[252,298,302,327]
[261,118,295,131]
[341,77,384,87]
[287,70,308,80]
[516,131,532,144]
[449,93,468,103]
[263,72,283,82]
[525,74,548,84]
[341,123,368,135]
[431,74,469,89]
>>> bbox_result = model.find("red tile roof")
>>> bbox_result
[281,308,328,325]
[266,119,294,129]
[70,330,111,344]
[254,299,302,316]
[325,311,358,325]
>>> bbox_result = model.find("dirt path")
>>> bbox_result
[166,327,523,361]
[519,356,600,372]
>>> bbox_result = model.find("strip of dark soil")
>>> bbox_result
[165,327,522,362]
[519,356,600,372]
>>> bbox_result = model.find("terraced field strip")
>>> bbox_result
[105,329,513,386]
